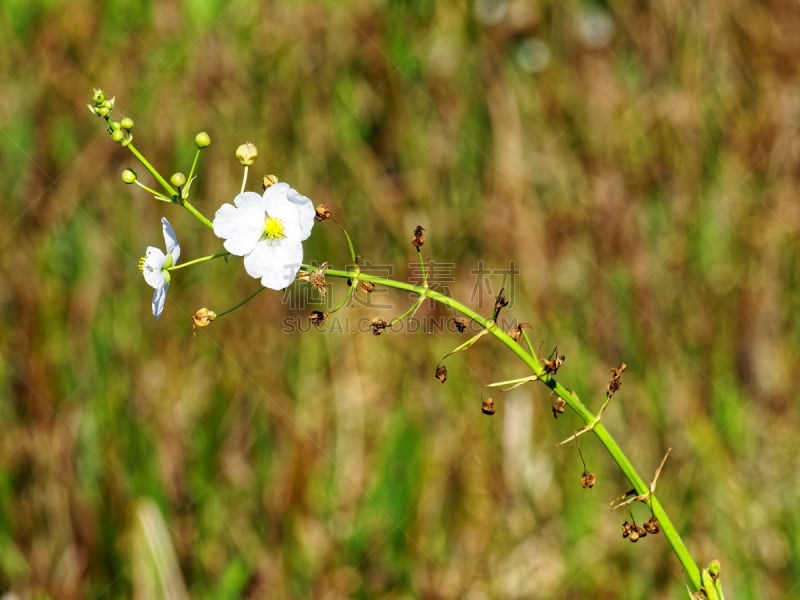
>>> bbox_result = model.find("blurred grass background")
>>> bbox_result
[2,0,800,598]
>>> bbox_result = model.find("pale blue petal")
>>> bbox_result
[161,217,181,263]
[152,282,168,318]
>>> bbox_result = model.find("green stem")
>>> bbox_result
[126,142,178,198]
[241,166,249,194]
[126,139,213,229]
[215,286,267,318]
[169,252,229,271]
[183,199,213,229]
[416,247,428,286]
[187,149,202,186]
[305,264,703,590]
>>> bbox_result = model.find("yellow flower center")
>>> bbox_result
[264,214,286,239]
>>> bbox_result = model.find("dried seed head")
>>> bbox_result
[508,324,523,341]
[621,520,633,539]
[192,308,217,336]
[481,397,495,415]
[261,174,279,189]
[552,397,566,418]
[308,263,328,297]
[542,349,565,375]
[453,316,469,333]
[309,311,328,326]
[359,281,375,293]
[643,517,660,535]
[581,471,597,489]
[412,225,425,249]
[494,289,509,312]
[607,363,627,396]
[435,365,447,383]
[315,203,332,221]
[371,318,388,336]
[628,526,647,543]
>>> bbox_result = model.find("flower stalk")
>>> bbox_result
[92,87,711,595]
[299,263,703,590]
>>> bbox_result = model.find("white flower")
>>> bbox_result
[213,182,315,290]
[139,217,180,318]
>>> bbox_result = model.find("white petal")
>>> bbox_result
[264,196,303,241]
[243,239,304,290]
[213,194,265,256]
[287,188,316,241]
[234,190,263,209]
[262,182,290,207]
[142,247,166,289]
[161,217,180,263]
[152,282,168,318]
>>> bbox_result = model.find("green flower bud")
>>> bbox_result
[195,131,211,149]
[89,89,115,118]
[707,560,720,580]
[111,129,126,143]
[170,172,187,188]
[235,142,258,166]
[120,117,134,130]
[122,169,137,184]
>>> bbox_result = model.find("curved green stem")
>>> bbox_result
[215,285,267,318]
[301,263,703,590]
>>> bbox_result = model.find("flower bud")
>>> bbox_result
[235,142,258,166]
[88,89,115,118]
[122,169,137,184]
[120,117,134,130]
[708,560,721,580]
[111,129,126,143]
[195,131,211,149]
[170,172,187,188]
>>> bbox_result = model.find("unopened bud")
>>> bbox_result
[235,142,258,166]
[121,169,137,184]
[195,131,211,148]
[120,117,134,130]
[170,172,187,188]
